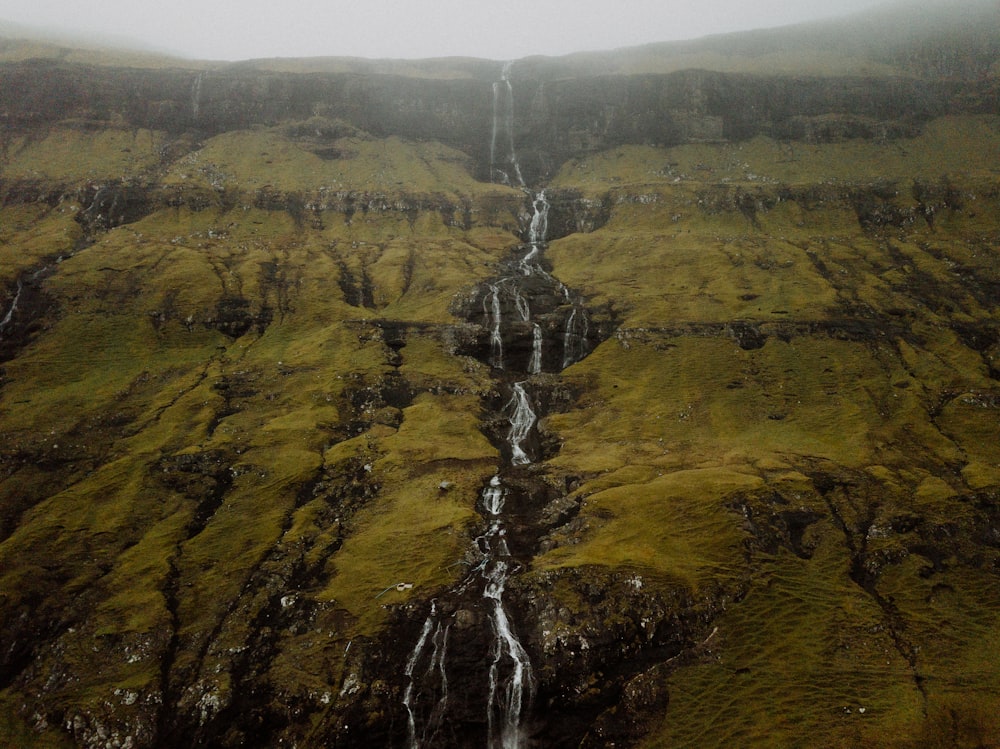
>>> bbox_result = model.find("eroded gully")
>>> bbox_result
[401,62,599,749]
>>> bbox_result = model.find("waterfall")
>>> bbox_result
[562,305,590,369]
[507,382,536,466]
[0,280,22,333]
[512,286,530,322]
[405,64,597,749]
[490,62,525,188]
[403,605,453,749]
[529,324,543,375]
[403,606,437,749]
[483,475,506,515]
[520,191,549,273]
[191,72,204,120]
[528,191,549,248]
[425,622,451,737]
[486,561,533,749]
[490,81,500,182]
[484,284,504,369]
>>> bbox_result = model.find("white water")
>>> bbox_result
[519,191,549,274]
[425,622,451,735]
[562,305,590,369]
[490,62,525,188]
[191,72,204,120]
[483,475,506,515]
[485,284,504,369]
[512,286,531,322]
[0,281,22,333]
[406,64,568,748]
[507,382,536,466]
[403,604,453,749]
[404,606,437,749]
[490,81,500,180]
[486,561,533,749]
[528,191,549,248]
[529,324,543,375]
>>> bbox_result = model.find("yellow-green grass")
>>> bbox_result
[1,127,167,182]
[535,467,759,592]
[0,205,83,285]
[317,392,498,634]
[0,87,998,749]
[647,534,927,748]
[548,336,902,473]
[549,225,839,326]
[162,127,520,200]
[0,38,208,69]
[549,116,1000,195]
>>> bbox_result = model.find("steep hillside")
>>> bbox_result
[1,8,1000,748]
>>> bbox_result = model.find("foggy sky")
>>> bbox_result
[0,0,899,61]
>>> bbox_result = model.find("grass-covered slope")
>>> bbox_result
[0,121,525,745]
[532,115,1000,746]
[0,40,999,749]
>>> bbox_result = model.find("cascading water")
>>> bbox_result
[485,284,504,369]
[485,560,532,749]
[520,191,548,272]
[529,325,543,375]
[512,287,530,323]
[403,477,535,747]
[562,305,590,369]
[507,383,536,466]
[490,62,524,188]
[401,62,602,748]
[403,604,452,749]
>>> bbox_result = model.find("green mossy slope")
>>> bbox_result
[0,66,998,749]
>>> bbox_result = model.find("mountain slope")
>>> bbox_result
[1,5,999,747]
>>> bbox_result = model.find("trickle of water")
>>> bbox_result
[490,81,501,181]
[512,286,531,322]
[191,72,204,120]
[424,622,451,737]
[562,305,590,369]
[529,324,543,375]
[0,280,22,333]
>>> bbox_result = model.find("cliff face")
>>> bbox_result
[3,60,995,184]
[2,16,1000,749]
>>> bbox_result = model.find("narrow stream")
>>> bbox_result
[0,280,22,333]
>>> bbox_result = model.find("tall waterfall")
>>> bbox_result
[191,72,204,120]
[402,62,603,748]
[490,62,525,188]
